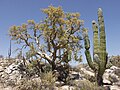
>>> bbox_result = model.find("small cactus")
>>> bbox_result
[83,8,108,86]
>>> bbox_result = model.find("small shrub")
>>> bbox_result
[109,55,120,67]
[114,68,120,77]
[43,64,52,72]
[83,74,96,82]
[74,80,104,90]
[14,71,56,90]
[15,78,41,90]
[41,71,56,89]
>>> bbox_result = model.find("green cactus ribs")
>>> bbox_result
[83,8,108,86]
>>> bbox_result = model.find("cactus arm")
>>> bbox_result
[83,28,96,71]
[98,8,107,75]
[92,20,100,65]
[84,32,90,50]
[92,20,99,56]
[85,50,96,70]
[98,8,106,62]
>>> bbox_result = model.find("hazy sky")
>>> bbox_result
[0,0,120,63]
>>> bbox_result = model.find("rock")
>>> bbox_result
[9,64,15,70]
[4,67,12,74]
[109,74,119,83]
[55,81,64,86]
[105,69,113,74]
[110,66,118,70]
[5,79,16,86]
[110,85,120,90]
[103,66,120,84]
[114,68,120,77]
[0,66,4,72]
[59,85,75,90]
[3,86,13,90]
[9,70,20,77]
[0,72,4,77]
[103,79,111,84]
[69,71,80,80]
[103,73,111,84]
[80,68,94,76]
[31,77,41,83]
[1,73,9,80]
[103,86,111,90]
[114,81,120,87]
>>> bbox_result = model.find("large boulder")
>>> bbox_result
[103,66,120,84]
[80,68,94,76]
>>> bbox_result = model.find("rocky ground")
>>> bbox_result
[0,58,120,90]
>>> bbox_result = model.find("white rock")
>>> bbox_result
[60,85,75,90]
[71,71,79,74]
[109,74,119,82]
[9,63,18,70]
[110,85,120,90]
[81,68,94,76]
[1,73,9,79]
[4,86,13,90]
[0,71,4,76]
[0,66,4,72]
[114,81,120,86]
[103,73,109,81]
[4,68,12,74]
[110,66,118,70]
[55,81,64,86]
[32,77,41,83]
[9,70,21,81]
[103,79,111,84]
[105,69,113,74]
[103,75,111,84]
[10,70,19,75]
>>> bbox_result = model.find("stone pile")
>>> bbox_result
[103,66,120,89]
[0,58,120,90]
[0,58,23,88]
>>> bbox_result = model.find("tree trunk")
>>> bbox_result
[52,62,56,71]
[97,74,103,86]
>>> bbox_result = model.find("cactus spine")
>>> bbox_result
[83,8,107,86]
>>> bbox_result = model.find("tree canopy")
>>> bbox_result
[9,6,84,70]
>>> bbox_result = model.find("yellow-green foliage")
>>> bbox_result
[9,5,83,71]
[26,60,38,70]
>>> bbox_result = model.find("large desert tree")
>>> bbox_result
[9,6,83,71]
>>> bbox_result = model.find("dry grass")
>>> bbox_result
[40,71,56,89]
[15,71,56,90]
[73,80,104,90]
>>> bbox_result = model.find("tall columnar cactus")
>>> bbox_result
[8,40,12,59]
[83,8,108,86]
